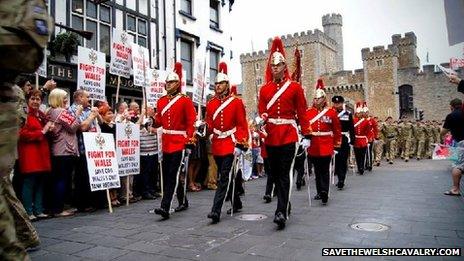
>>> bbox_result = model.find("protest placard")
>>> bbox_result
[110,29,133,78]
[83,132,120,191]
[146,69,167,108]
[78,46,106,101]
[116,122,140,177]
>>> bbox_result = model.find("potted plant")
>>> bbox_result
[50,32,79,62]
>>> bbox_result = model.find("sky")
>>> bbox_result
[228,0,463,83]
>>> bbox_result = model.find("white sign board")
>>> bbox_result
[83,132,120,191]
[110,29,133,78]
[36,50,47,78]
[193,59,206,106]
[77,46,106,101]
[146,69,167,108]
[116,122,140,177]
[131,43,150,88]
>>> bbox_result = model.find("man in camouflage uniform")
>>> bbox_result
[1,0,53,259]
[373,119,385,166]
[424,121,435,159]
[433,121,442,145]
[382,117,398,164]
[413,120,427,160]
[398,118,413,162]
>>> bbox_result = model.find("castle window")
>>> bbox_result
[376,59,383,66]
[255,77,262,86]
[255,63,259,70]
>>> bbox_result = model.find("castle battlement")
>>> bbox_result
[322,13,343,26]
[325,83,364,93]
[392,32,417,46]
[322,68,365,84]
[267,29,338,50]
[239,50,269,63]
[362,44,399,60]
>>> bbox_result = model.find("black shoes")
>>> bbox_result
[273,212,286,229]
[263,195,272,203]
[154,208,170,219]
[337,181,344,190]
[314,194,322,200]
[174,203,189,212]
[359,170,364,175]
[296,179,306,191]
[320,191,328,205]
[207,212,220,224]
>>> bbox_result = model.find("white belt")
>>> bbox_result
[213,127,236,139]
[342,131,349,136]
[312,131,333,136]
[355,135,368,141]
[162,129,187,137]
[268,118,296,125]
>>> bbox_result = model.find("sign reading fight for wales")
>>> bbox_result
[146,69,167,108]
[116,122,140,177]
[77,46,106,101]
[83,132,120,191]
[131,43,150,88]
[110,29,133,78]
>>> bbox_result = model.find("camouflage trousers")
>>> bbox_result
[385,138,397,162]
[425,138,434,159]
[398,139,412,160]
[373,140,384,164]
[416,140,426,159]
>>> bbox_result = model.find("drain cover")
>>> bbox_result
[350,222,389,232]
[235,214,267,221]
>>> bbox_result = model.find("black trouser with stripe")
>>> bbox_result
[354,147,367,174]
[211,154,241,215]
[294,145,306,185]
[160,151,187,211]
[365,142,373,170]
[309,156,332,195]
[335,137,350,184]
[266,143,296,218]
[264,158,273,196]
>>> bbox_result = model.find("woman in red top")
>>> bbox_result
[18,90,53,220]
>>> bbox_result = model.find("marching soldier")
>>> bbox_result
[365,110,377,171]
[153,63,197,219]
[200,62,249,224]
[257,37,311,229]
[373,119,385,166]
[382,117,398,164]
[413,120,427,160]
[306,80,341,205]
[332,96,354,189]
[434,121,442,144]
[425,121,435,159]
[398,118,413,162]
[353,102,370,175]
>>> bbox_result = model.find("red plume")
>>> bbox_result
[218,62,228,74]
[265,36,290,82]
[291,46,301,83]
[316,78,325,89]
[230,85,237,95]
[174,62,183,82]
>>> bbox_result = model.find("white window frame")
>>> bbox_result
[70,0,112,55]
[126,14,148,48]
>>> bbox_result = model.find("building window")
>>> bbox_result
[209,50,220,88]
[181,0,192,15]
[71,0,111,55]
[126,15,148,48]
[210,0,219,29]
[255,63,259,70]
[376,59,383,66]
[256,77,262,86]
[181,40,193,84]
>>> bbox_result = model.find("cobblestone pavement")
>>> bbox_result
[29,159,464,260]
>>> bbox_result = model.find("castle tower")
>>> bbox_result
[322,13,343,71]
[362,45,399,120]
[392,32,420,69]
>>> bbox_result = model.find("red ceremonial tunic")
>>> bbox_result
[205,94,249,156]
[18,109,52,174]
[366,117,378,142]
[155,93,196,153]
[306,106,342,157]
[258,78,310,146]
[353,117,370,148]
